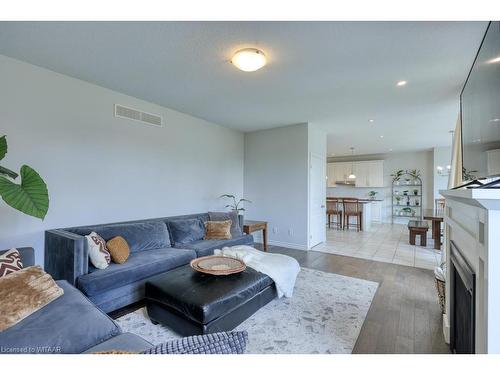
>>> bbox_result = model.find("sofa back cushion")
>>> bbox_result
[70,221,171,253]
[167,218,206,246]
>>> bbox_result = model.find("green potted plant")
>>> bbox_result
[368,191,377,200]
[219,194,252,227]
[0,135,49,219]
[401,207,412,216]
[413,189,419,196]
[395,196,402,205]
[391,170,404,184]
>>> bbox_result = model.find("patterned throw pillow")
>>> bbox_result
[86,232,111,269]
[204,220,232,240]
[0,248,23,278]
[141,331,248,354]
[106,236,130,264]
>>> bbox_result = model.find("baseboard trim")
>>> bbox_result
[254,238,308,251]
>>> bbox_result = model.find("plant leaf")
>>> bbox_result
[0,165,49,219]
[219,194,235,199]
[238,198,252,203]
[0,135,6,161]
[0,165,18,179]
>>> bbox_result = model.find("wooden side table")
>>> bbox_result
[408,220,429,247]
[243,220,268,252]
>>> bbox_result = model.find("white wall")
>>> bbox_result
[327,149,434,222]
[433,146,452,199]
[0,55,244,265]
[244,124,309,249]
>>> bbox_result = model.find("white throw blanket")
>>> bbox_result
[214,245,301,298]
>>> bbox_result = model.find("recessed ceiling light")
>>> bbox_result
[231,48,267,72]
[380,135,384,138]
[389,148,393,152]
[368,119,375,123]
[487,56,500,64]
[396,80,407,86]
[490,118,500,123]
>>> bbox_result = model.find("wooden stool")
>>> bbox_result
[408,220,429,246]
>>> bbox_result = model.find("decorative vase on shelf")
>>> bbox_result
[413,189,418,196]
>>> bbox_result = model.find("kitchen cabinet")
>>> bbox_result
[327,162,353,187]
[328,160,384,187]
[370,201,382,222]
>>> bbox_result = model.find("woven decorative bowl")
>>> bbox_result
[190,255,246,275]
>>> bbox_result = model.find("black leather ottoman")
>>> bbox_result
[145,264,277,336]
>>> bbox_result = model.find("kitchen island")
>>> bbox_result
[327,197,383,231]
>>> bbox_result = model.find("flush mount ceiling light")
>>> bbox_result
[231,48,267,72]
[396,80,407,86]
[368,119,375,123]
[487,56,500,64]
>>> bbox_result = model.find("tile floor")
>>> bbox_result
[312,223,442,270]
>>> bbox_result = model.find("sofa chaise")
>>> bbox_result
[0,247,248,354]
[45,213,254,313]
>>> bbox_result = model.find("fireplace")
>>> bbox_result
[450,240,476,354]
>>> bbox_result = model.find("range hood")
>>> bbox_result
[335,179,355,186]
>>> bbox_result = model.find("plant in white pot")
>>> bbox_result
[219,194,252,228]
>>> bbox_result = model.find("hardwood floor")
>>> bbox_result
[256,243,450,354]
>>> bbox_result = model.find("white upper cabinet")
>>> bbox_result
[367,160,384,187]
[353,162,370,187]
[327,160,384,188]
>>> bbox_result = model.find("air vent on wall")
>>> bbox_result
[114,104,162,127]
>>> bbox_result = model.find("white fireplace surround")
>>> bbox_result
[441,188,500,354]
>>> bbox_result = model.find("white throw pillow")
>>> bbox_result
[86,232,111,269]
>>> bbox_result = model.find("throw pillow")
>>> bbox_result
[86,232,111,269]
[106,236,130,264]
[204,220,232,240]
[208,211,243,237]
[0,248,23,278]
[0,265,64,332]
[168,218,206,245]
[141,331,248,354]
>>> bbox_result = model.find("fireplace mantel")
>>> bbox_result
[441,188,500,353]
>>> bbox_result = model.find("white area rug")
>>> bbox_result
[116,268,378,354]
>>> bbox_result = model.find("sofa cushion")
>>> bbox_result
[167,218,206,246]
[0,280,121,354]
[77,248,197,297]
[70,221,171,253]
[179,235,254,257]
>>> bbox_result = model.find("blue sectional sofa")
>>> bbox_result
[45,213,254,313]
[0,247,249,354]
[0,248,153,354]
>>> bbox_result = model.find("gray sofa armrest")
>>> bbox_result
[45,229,88,285]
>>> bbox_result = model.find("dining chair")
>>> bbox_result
[435,198,445,212]
[343,198,362,231]
[326,198,343,229]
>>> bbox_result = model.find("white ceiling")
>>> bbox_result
[0,21,487,155]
